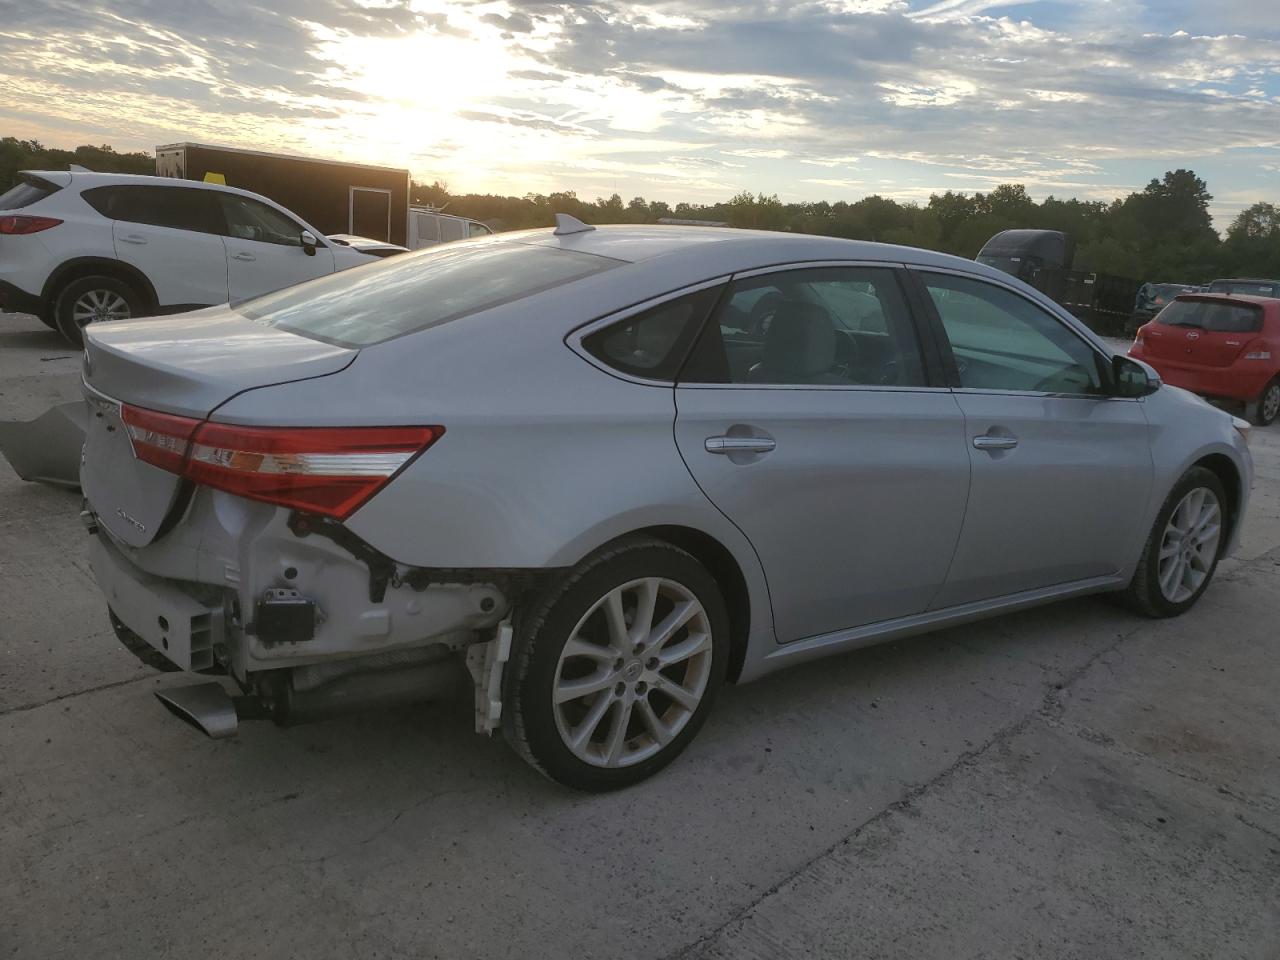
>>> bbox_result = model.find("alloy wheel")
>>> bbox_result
[1262,383,1280,425]
[72,289,131,328]
[552,577,713,768]
[1157,486,1222,603]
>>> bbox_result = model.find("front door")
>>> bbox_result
[216,193,336,300]
[914,269,1154,608]
[674,264,971,644]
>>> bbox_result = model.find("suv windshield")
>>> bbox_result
[237,242,621,347]
[1157,299,1262,334]
[0,177,59,210]
[1207,280,1280,297]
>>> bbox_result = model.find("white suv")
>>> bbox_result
[0,171,385,345]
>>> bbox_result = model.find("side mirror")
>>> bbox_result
[301,230,318,256]
[1112,355,1160,398]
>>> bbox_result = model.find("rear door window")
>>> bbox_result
[1157,299,1263,333]
[0,178,60,210]
[680,266,926,387]
[237,242,621,347]
[82,185,221,235]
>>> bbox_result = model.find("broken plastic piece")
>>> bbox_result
[0,401,87,487]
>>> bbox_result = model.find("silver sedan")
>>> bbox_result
[80,217,1253,790]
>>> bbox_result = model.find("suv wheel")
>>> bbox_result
[1252,378,1280,427]
[504,537,729,791]
[54,275,144,347]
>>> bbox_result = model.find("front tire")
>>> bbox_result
[504,537,729,791]
[54,275,144,347]
[1120,467,1227,618]
[1251,378,1280,427]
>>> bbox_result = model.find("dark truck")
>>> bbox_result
[156,143,410,246]
[977,229,1137,335]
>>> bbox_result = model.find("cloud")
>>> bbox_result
[0,0,1276,225]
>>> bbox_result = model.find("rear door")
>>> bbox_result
[83,185,229,308]
[350,187,391,242]
[913,269,1153,607]
[674,263,971,644]
[1141,298,1263,368]
[216,193,336,300]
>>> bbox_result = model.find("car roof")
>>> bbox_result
[20,169,292,204]
[507,223,996,275]
[1209,277,1280,285]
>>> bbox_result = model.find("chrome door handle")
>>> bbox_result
[231,252,256,262]
[705,436,776,455]
[119,235,148,245]
[973,435,1018,451]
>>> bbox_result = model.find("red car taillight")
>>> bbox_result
[0,215,63,235]
[121,404,443,519]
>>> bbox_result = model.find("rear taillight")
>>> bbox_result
[0,215,63,235]
[121,404,443,519]
[121,405,200,474]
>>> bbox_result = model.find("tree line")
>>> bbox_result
[5,137,1278,283]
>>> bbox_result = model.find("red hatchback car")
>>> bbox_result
[1130,293,1280,426]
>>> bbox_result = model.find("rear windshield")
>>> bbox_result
[237,242,621,347]
[0,177,59,211]
[1208,280,1279,297]
[1157,299,1263,334]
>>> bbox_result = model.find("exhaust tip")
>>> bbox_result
[155,682,240,739]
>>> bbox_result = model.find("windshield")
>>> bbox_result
[1156,299,1262,333]
[1208,280,1279,298]
[236,242,621,347]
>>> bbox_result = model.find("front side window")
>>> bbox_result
[582,286,722,381]
[681,266,925,387]
[217,194,306,246]
[82,185,219,234]
[923,272,1104,395]
[237,241,621,347]
[467,222,493,237]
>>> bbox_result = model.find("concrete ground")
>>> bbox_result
[2,313,1278,960]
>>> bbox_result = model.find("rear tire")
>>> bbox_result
[504,537,729,791]
[109,609,183,673]
[1119,467,1227,618]
[54,275,144,348]
[1251,378,1280,427]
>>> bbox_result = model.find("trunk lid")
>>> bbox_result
[1141,297,1263,369]
[81,306,356,547]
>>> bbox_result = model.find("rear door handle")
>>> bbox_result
[231,252,256,262]
[705,436,776,455]
[973,435,1019,451]
[119,234,148,245]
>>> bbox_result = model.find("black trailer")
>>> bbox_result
[977,229,1137,336]
[156,143,410,246]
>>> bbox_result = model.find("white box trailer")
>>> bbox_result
[408,205,494,248]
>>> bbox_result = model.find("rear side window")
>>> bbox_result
[1157,299,1263,333]
[0,178,59,210]
[237,242,621,347]
[82,185,221,234]
[582,286,723,381]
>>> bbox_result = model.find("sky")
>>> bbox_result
[1,0,1278,227]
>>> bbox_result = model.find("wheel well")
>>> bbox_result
[42,259,158,312]
[1194,454,1242,539]
[633,524,752,683]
